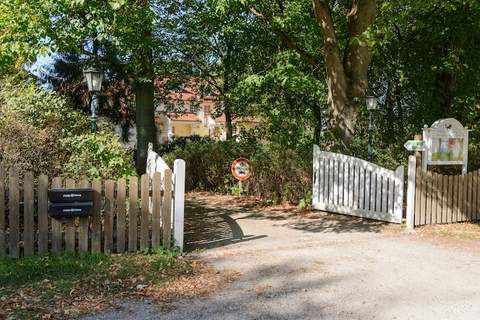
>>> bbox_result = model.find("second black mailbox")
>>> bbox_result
[48,188,94,218]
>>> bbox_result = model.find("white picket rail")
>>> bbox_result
[147,143,186,251]
[313,145,404,223]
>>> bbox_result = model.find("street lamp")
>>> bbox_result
[366,96,379,162]
[83,67,103,132]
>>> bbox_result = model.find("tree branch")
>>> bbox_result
[248,5,321,67]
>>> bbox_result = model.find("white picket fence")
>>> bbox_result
[313,145,404,223]
[146,143,186,251]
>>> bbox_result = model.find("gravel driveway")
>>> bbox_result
[83,193,480,320]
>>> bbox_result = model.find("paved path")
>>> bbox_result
[84,194,480,320]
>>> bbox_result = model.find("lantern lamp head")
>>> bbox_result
[365,96,378,111]
[83,67,103,92]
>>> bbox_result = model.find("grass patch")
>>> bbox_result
[0,249,194,319]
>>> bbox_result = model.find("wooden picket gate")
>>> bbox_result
[0,160,185,258]
[406,156,480,227]
[313,145,404,223]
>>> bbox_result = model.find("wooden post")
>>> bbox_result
[116,178,127,253]
[104,180,115,253]
[406,155,416,230]
[9,168,19,258]
[78,179,90,253]
[23,172,34,256]
[51,177,63,254]
[152,172,162,249]
[38,175,49,254]
[140,174,149,251]
[163,169,173,248]
[128,177,138,252]
[91,180,102,253]
[65,179,76,252]
[173,159,186,251]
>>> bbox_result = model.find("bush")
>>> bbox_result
[62,133,136,180]
[163,138,311,203]
[0,79,135,179]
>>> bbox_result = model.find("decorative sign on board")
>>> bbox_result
[422,118,469,174]
[404,140,425,152]
[231,158,252,181]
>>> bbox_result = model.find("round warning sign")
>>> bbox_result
[231,158,252,181]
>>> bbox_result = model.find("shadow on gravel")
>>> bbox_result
[185,198,389,252]
[184,203,267,251]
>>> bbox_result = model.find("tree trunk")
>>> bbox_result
[225,105,233,139]
[135,80,156,173]
[313,0,376,143]
[134,0,156,173]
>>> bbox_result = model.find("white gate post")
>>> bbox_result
[312,145,320,207]
[173,159,186,251]
[406,155,416,230]
[394,166,404,223]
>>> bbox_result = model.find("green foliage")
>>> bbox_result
[164,137,311,203]
[0,78,135,179]
[62,133,135,180]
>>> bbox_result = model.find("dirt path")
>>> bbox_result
[84,193,480,320]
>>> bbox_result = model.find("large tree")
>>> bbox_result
[220,0,376,143]
[0,0,161,172]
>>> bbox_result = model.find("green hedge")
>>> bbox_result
[162,138,312,203]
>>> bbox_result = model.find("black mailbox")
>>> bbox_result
[48,188,94,218]
[48,202,93,218]
[48,188,93,203]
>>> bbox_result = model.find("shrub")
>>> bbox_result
[0,79,135,179]
[163,138,311,203]
[62,133,136,180]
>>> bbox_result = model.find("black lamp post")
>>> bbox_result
[83,67,103,132]
[366,96,378,162]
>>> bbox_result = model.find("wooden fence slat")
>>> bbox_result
[359,168,365,210]
[354,165,360,210]
[51,177,63,254]
[0,165,5,257]
[65,179,76,252]
[343,163,349,206]
[152,172,162,248]
[318,157,324,204]
[370,172,376,212]
[462,174,468,222]
[452,175,459,223]
[38,175,49,254]
[364,170,371,211]
[332,160,338,205]
[374,174,381,212]
[128,177,138,252]
[329,159,334,204]
[420,170,428,225]
[140,174,149,251]
[8,168,20,258]
[433,174,441,224]
[381,176,388,214]
[476,170,480,221]
[116,178,127,253]
[104,180,115,253]
[425,171,432,225]
[463,172,472,221]
[24,172,35,256]
[441,175,448,223]
[455,175,465,222]
[78,179,90,253]
[91,180,102,253]
[163,169,172,248]
[431,173,438,224]
[388,177,394,214]
[338,162,344,206]
[447,175,455,223]
[414,168,422,226]
[349,164,355,207]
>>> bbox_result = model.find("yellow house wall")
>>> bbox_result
[173,123,192,137]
